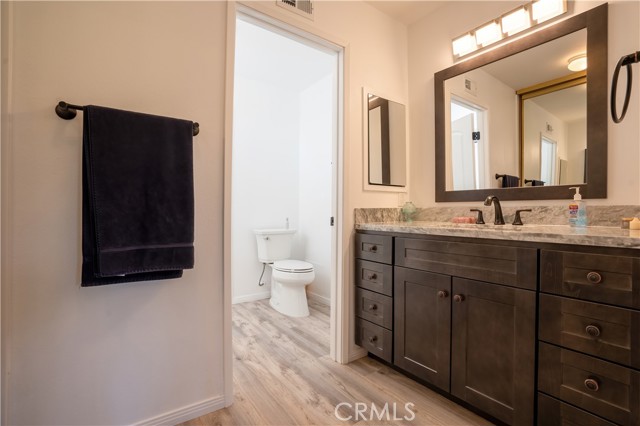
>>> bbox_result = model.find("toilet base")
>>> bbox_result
[270,280,310,318]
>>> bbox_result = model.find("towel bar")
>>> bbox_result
[55,101,200,136]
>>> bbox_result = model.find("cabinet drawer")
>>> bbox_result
[541,250,640,309]
[355,288,392,329]
[539,294,640,368]
[538,342,640,426]
[355,318,392,362]
[395,237,537,290]
[356,259,393,296]
[537,393,617,426]
[356,233,393,264]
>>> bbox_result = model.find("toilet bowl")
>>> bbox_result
[254,228,315,317]
[269,259,315,317]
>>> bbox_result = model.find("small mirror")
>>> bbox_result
[364,89,407,190]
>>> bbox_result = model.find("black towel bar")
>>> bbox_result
[55,101,200,136]
[495,173,506,180]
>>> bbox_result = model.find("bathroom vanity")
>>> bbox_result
[354,224,640,426]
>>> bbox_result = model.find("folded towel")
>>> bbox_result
[500,174,520,188]
[82,105,194,286]
[525,179,545,186]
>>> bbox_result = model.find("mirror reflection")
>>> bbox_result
[444,29,586,191]
[368,93,407,187]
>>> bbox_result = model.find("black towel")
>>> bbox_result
[82,105,194,286]
[501,174,520,188]
[531,180,545,186]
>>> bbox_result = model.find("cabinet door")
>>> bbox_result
[394,266,451,392]
[451,277,536,426]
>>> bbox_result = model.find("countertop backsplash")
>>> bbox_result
[355,205,640,227]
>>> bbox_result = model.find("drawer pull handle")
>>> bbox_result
[438,290,449,299]
[368,304,378,311]
[453,294,465,303]
[584,377,600,392]
[585,324,601,337]
[368,335,378,343]
[367,273,378,281]
[370,245,378,253]
[587,271,603,284]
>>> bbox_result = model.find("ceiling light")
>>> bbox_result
[452,33,477,58]
[501,7,531,36]
[532,0,567,24]
[475,21,502,47]
[568,54,587,71]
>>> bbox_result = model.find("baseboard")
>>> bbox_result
[232,290,270,305]
[132,395,225,426]
[349,346,368,363]
[307,291,330,305]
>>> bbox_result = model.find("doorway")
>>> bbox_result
[224,5,344,404]
[450,97,487,190]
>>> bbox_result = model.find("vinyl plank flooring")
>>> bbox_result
[180,299,491,426]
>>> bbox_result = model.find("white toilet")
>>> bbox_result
[254,228,315,317]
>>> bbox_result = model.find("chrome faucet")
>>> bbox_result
[484,195,505,225]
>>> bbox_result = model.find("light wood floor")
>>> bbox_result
[181,299,492,426]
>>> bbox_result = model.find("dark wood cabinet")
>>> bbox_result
[394,266,451,392]
[355,233,394,363]
[393,238,536,425]
[356,230,640,426]
[451,277,536,425]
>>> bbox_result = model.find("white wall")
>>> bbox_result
[408,0,640,207]
[299,75,334,303]
[231,72,301,303]
[523,100,568,183]
[2,2,225,424]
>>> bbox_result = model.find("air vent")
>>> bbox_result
[276,0,314,20]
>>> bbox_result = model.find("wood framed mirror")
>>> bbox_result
[435,4,607,202]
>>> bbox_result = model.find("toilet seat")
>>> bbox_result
[272,259,314,273]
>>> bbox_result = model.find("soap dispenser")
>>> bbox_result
[569,187,587,227]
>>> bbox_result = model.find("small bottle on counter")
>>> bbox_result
[568,187,587,227]
[401,201,417,223]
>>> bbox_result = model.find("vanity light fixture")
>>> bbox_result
[475,21,502,47]
[532,0,567,23]
[501,6,531,36]
[567,53,587,71]
[451,0,568,60]
[452,33,478,57]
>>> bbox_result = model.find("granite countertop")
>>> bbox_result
[356,221,640,249]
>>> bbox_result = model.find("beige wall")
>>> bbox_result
[2,2,226,424]
[408,0,640,207]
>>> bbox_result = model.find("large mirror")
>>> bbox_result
[364,89,407,190]
[435,4,607,201]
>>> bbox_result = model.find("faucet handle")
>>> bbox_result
[513,209,532,226]
[469,209,485,224]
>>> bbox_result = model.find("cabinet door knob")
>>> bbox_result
[368,304,378,311]
[370,245,378,253]
[587,271,603,284]
[438,290,449,299]
[585,324,601,337]
[453,294,465,303]
[368,335,378,343]
[367,273,378,281]
[584,377,600,392]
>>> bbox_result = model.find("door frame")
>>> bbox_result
[223,1,347,406]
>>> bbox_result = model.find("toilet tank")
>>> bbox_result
[254,228,296,263]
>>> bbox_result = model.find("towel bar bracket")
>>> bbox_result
[55,101,200,136]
